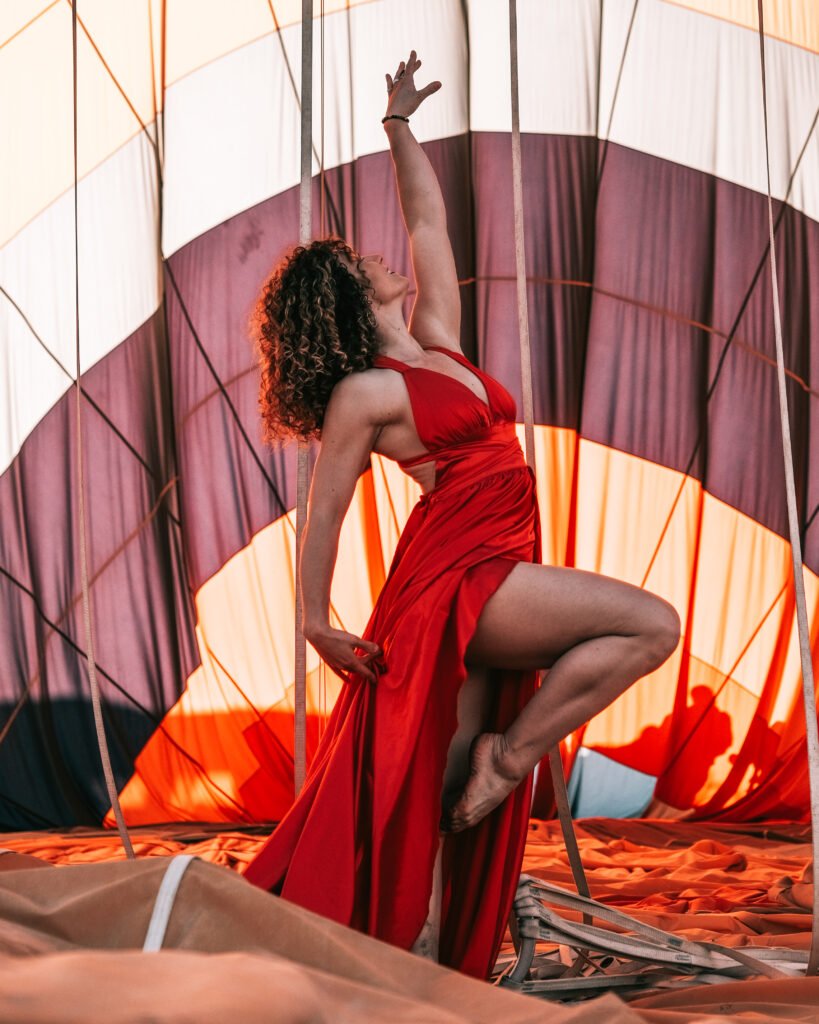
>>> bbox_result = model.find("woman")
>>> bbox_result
[244,50,680,978]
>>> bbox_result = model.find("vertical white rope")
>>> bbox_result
[71,1,135,859]
[294,0,314,796]
[507,0,590,905]
[756,0,819,976]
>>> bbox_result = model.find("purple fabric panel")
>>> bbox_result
[169,132,817,587]
[0,311,197,826]
[1,130,817,831]
[581,143,817,561]
[352,136,478,360]
[472,133,597,431]
[166,135,477,590]
[165,190,305,592]
[584,147,715,477]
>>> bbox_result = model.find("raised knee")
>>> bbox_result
[646,600,681,667]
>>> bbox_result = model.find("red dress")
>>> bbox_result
[243,345,542,979]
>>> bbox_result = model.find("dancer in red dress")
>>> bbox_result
[244,51,681,979]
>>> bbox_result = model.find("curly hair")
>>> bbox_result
[251,236,380,444]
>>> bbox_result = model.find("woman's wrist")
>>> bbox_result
[382,114,411,129]
[303,617,331,641]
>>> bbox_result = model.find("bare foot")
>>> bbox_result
[440,732,523,833]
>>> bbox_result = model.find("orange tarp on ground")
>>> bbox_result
[1,818,818,1021]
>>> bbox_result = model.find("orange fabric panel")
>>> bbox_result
[667,0,819,54]
[107,431,818,826]
[107,468,395,825]
[573,440,819,820]
[110,425,572,827]
[574,439,695,773]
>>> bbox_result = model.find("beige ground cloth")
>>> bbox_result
[0,855,631,1023]
[1,820,818,1022]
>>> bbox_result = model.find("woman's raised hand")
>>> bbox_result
[385,49,441,119]
[305,624,385,685]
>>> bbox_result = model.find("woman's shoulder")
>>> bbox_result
[327,365,405,422]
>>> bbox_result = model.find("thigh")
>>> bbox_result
[464,562,675,672]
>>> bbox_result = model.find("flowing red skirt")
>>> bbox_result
[244,425,541,979]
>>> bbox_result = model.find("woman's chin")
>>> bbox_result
[376,281,409,305]
[392,275,410,296]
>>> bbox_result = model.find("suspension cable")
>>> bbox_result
[755,0,819,975]
[71,0,135,859]
[507,0,590,904]
[293,0,314,795]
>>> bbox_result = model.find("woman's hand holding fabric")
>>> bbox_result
[305,624,385,685]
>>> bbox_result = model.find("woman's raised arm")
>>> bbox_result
[383,51,461,346]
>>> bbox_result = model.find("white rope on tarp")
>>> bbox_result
[293,0,314,797]
[70,0,135,861]
[755,0,819,977]
[142,855,196,952]
[507,0,592,909]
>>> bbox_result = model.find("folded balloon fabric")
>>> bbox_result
[1,818,816,1023]
[2,817,814,947]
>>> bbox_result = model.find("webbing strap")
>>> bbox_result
[142,855,196,952]
[548,749,590,902]
[508,0,591,906]
[756,0,819,976]
[71,1,134,860]
[507,0,536,469]
[293,0,314,796]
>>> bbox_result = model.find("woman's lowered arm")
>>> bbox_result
[300,373,384,684]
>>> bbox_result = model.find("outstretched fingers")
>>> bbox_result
[384,50,440,102]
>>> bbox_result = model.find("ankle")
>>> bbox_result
[492,733,527,783]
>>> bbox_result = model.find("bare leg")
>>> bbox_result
[411,666,491,958]
[440,665,493,819]
[410,835,443,960]
[442,564,681,833]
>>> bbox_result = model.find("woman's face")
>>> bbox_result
[343,251,409,306]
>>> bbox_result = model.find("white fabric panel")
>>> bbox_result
[0,0,51,45]
[163,0,818,259]
[161,0,468,257]
[0,133,159,475]
[597,0,819,220]
[467,0,600,136]
[162,1,372,87]
[2,0,815,472]
[0,296,70,479]
[0,1,158,248]
[469,0,818,220]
